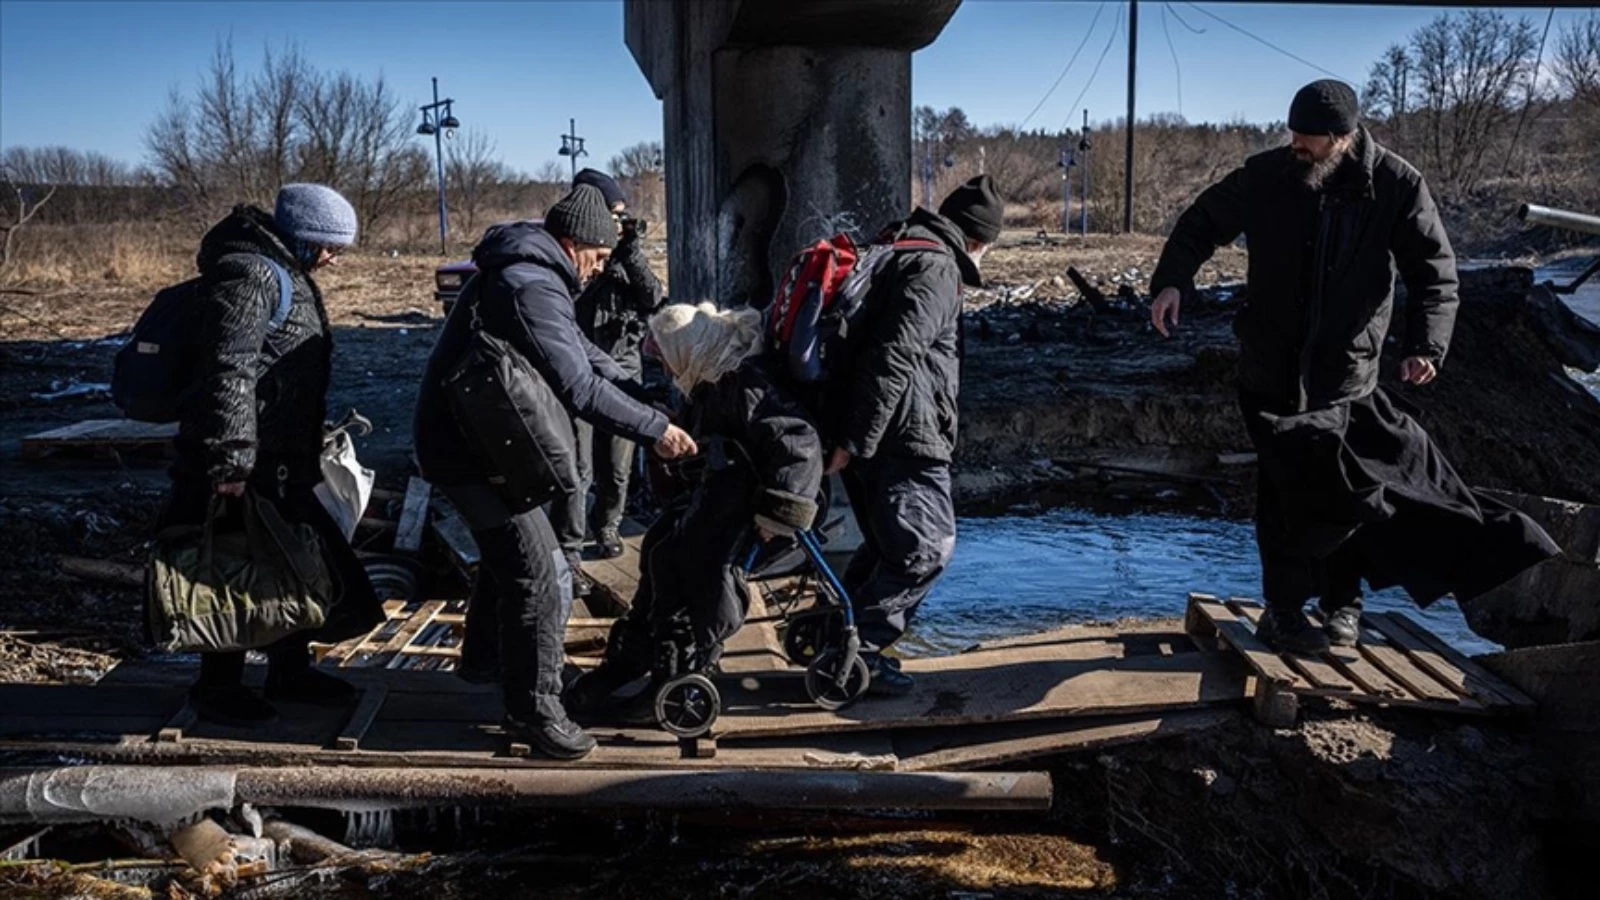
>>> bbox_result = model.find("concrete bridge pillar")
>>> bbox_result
[625,0,961,308]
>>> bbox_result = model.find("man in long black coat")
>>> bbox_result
[1149,80,1557,653]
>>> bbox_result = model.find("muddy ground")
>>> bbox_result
[2,235,1597,898]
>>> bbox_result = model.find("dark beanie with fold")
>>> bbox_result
[938,174,1004,245]
[544,184,618,249]
[574,168,627,208]
[1289,79,1359,136]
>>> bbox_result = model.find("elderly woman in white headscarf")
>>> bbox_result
[565,302,824,718]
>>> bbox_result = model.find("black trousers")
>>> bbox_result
[156,474,381,687]
[440,483,574,723]
[551,417,636,553]
[840,456,956,652]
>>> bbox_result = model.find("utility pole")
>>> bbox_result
[558,118,587,182]
[1124,0,1138,234]
[922,139,934,209]
[1059,143,1073,235]
[1080,110,1091,236]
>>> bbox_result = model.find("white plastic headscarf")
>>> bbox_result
[647,302,764,394]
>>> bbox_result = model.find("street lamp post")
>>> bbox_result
[416,76,460,255]
[557,118,587,182]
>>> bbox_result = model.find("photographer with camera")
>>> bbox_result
[549,169,664,586]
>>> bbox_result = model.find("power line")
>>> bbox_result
[1018,2,1109,132]
[1166,4,1206,36]
[1162,4,1185,117]
[1061,2,1127,132]
[1182,3,1352,82]
[1504,7,1557,174]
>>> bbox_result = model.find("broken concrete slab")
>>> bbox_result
[1464,557,1600,649]
[1479,489,1600,566]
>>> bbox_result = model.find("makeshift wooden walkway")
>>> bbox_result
[1185,593,1535,726]
[0,541,1535,782]
[19,419,176,460]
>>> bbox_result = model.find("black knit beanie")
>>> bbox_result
[938,174,1004,245]
[574,168,627,208]
[544,184,618,249]
[1288,79,1359,136]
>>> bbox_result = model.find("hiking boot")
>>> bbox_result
[1255,608,1331,656]
[505,713,597,761]
[595,527,625,560]
[190,684,279,727]
[1323,605,1362,648]
[863,654,915,697]
[264,666,359,706]
[565,552,594,598]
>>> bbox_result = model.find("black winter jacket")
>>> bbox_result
[575,231,662,376]
[413,221,669,487]
[834,208,981,463]
[683,359,824,535]
[175,206,332,488]
[1150,128,1458,412]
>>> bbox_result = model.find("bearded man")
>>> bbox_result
[1148,79,1557,653]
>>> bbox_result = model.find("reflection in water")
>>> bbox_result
[901,507,1495,657]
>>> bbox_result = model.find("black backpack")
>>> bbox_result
[112,255,294,424]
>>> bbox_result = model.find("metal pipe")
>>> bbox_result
[2,767,1052,822]
[1518,204,1600,237]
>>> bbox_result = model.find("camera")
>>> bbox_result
[619,215,649,238]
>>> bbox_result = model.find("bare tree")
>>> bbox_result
[1406,11,1541,194]
[446,129,508,235]
[608,141,663,180]
[1363,44,1413,121]
[0,161,57,271]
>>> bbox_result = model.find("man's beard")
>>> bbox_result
[1292,146,1348,190]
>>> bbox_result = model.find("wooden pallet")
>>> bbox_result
[1185,593,1535,726]
[20,419,177,460]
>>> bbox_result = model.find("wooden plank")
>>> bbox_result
[334,685,389,751]
[394,477,431,553]
[1352,624,1470,705]
[1225,599,1357,693]
[429,497,480,569]
[1367,612,1533,709]
[58,556,145,588]
[156,699,198,743]
[363,600,446,669]
[1190,598,1307,689]
[895,708,1240,772]
[712,643,1249,740]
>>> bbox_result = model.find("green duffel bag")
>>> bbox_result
[148,492,334,653]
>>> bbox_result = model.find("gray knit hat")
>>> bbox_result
[274,183,359,247]
[544,184,618,249]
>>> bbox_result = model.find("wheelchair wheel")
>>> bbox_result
[804,649,871,711]
[654,673,721,738]
[781,610,834,668]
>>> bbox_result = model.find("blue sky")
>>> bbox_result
[1,2,1589,177]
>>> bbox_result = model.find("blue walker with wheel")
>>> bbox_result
[650,528,872,738]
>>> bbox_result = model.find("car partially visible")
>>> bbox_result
[434,260,477,314]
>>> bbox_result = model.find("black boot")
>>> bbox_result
[1322,604,1362,648]
[264,666,359,706]
[1255,607,1331,655]
[565,552,594,598]
[505,711,597,760]
[566,618,653,713]
[190,684,279,727]
[863,653,915,697]
[595,526,625,560]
